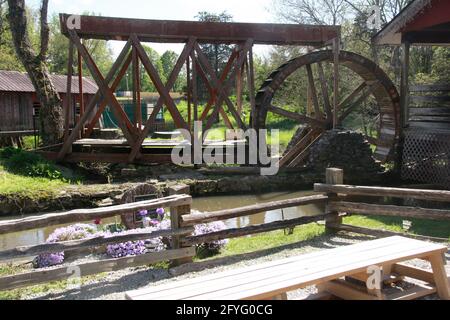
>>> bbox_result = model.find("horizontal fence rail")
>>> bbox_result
[182,215,328,246]
[0,194,192,234]
[315,183,450,202]
[0,247,195,291]
[0,227,194,262]
[328,201,450,221]
[181,194,328,226]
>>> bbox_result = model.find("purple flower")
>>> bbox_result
[138,210,149,217]
[193,221,228,252]
[156,208,165,219]
[34,224,99,269]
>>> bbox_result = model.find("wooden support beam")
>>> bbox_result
[131,35,188,131]
[128,37,196,163]
[400,41,410,129]
[317,62,332,120]
[267,105,327,128]
[325,168,344,230]
[63,41,74,141]
[84,52,133,137]
[67,31,137,146]
[194,41,249,133]
[77,48,84,119]
[305,64,323,120]
[246,47,256,128]
[58,39,133,160]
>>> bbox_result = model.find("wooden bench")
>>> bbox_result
[125,236,449,300]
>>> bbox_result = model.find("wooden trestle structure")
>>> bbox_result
[45,14,340,165]
[48,14,400,166]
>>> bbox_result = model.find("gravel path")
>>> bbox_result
[26,232,450,300]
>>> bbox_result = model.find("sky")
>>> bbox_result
[28,0,275,57]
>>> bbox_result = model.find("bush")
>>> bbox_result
[1,149,65,180]
[193,221,229,257]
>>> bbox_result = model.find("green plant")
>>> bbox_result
[2,149,65,181]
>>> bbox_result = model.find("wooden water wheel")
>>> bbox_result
[254,50,401,167]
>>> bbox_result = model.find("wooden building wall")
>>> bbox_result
[0,92,34,131]
[0,92,98,132]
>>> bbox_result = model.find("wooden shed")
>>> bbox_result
[0,70,99,134]
[373,0,450,187]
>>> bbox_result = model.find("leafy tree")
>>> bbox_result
[47,13,113,76]
[195,11,234,102]
[160,50,184,92]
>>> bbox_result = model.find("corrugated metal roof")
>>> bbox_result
[0,70,98,94]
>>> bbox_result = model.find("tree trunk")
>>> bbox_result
[7,0,64,146]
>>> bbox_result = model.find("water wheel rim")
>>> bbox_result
[254,50,401,163]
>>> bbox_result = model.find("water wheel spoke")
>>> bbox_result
[279,128,321,167]
[287,132,324,168]
[339,82,380,123]
[268,105,327,128]
[305,64,323,120]
[317,62,332,120]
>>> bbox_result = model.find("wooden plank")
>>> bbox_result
[410,96,450,103]
[128,37,196,162]
[386,282,436,300]
[393,263,436,284]
[305,64,323,119]
[317,62,332,120]
[279,129,318,167]
[0,195,192,234]
[176,239,445,300]
[314,183,450,202]
[409,107,450,116]
[131,35,188,131]
[63,41,74,141]
[182,215,328,246]
[130,236,408,300]
[0,227,194,262]
[328,201,450,221]
[267,105,327,128]
[410,84,450,92]
[0,247,195,291]
[45,152,174,164]
[84,52,133,137]
[58,39,133,159]
[323,279,380,300]
[67,31,137,146]
[194,41,248,131]
[59,14,340,45]
[181,194,328,226]
[339,82,379,123]
[427,253,450,299]
[287,132,323,167]
[127,237,445,300]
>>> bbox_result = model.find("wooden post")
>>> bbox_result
[169,186,193,266]
[400,41,410,130]
[325,168,344,231]
[187,55,192,131]
[170,204,193,267]
[64,41,74,143]
[333,37,340,129]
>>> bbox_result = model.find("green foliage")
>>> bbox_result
[0,148,64,181]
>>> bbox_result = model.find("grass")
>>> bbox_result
[344,215,450,240]
[0,164,68,198]
[209,223,325,259]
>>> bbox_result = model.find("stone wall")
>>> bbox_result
[305,130,383,184]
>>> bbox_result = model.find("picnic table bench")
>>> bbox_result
[125,236,449,300]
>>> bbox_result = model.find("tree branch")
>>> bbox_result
[39,0,49,59]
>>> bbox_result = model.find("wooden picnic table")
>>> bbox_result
[125,236,449,300]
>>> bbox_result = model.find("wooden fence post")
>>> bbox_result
[170,193,194,267]
[325,168,344,231]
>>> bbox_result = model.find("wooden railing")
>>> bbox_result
[2,168,448,292]
[315,168,450,242]
[0,194,195,291]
